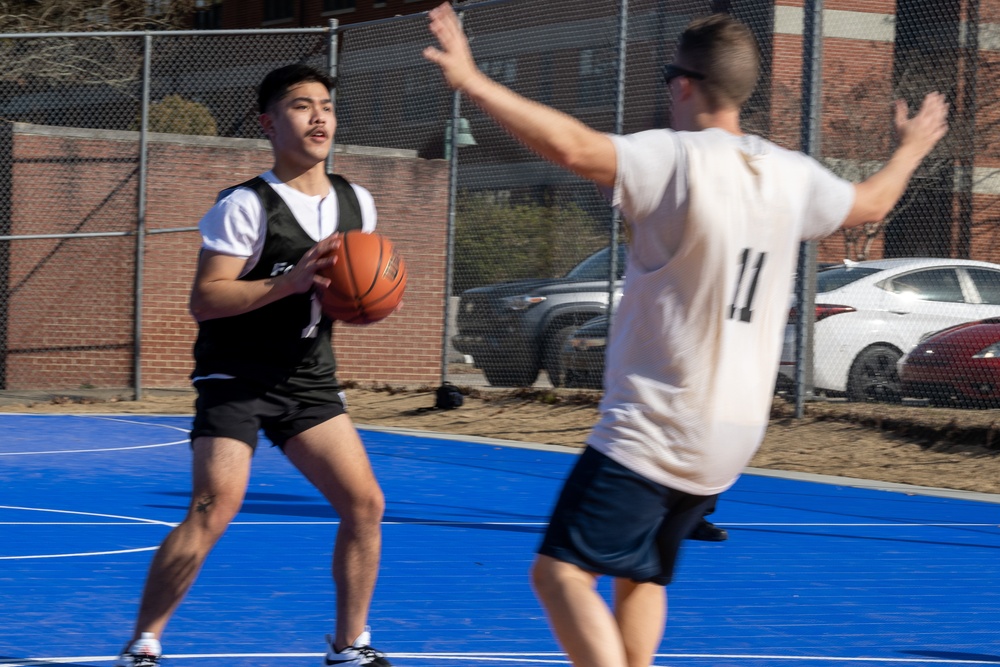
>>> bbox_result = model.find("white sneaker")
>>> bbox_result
[324,626,391,666]
[115,632,161,667]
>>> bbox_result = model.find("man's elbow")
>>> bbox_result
[189,293,210,322]
[560,147,615,188]
[843,185,893,229]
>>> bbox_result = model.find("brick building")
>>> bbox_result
[191,0,441,30]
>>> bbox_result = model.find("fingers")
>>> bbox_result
[894,99,909,127]
[915,93,950,143]
[422,45,443,65]
[316,233,342,255]
[424,1,476,90]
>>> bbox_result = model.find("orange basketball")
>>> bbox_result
[318,230,407,325]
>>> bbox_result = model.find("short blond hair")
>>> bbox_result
[677,14,759,109]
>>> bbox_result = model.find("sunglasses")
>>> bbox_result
[662,64,706,85]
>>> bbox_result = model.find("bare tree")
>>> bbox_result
[769,61,968,262]
[0,0,196,87]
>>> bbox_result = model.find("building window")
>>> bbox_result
[146,0,169,15]
[263,0,295,22]
[194,1,222,29]
[403,66,445,123]
[479,58,517,86]
[577,48,616,108]
[323,0,356,11]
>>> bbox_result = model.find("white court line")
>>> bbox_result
[2,652,998,666]
[0,522,170,525]
[0,505,175,560]
[231,521,999,528]
[1,519,993,528]
[0,438,188,455]
[0,546,161,560]
[0,414,189,455]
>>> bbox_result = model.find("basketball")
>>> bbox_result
[318,230,407,325]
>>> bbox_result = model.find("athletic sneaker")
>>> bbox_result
[324,626,392,666]
[689,518,729,542]
[115,632,161,667]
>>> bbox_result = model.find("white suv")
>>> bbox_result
[779,258,1000,401]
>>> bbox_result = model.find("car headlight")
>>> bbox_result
[570,336,606,350]
[973,342,1000,359]
[502,295,546,311]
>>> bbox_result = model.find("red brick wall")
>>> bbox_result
[1,124,448,390]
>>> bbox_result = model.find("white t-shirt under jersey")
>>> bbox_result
[587,128,854,496]
[198,170,378,275]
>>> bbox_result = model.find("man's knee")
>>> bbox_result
[532,554,580,599]
[185,491,242,537]
[531,554,566,599]
[342,486,385,528]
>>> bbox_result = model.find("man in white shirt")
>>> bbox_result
[424,5,948,667]
[116,64,391,667]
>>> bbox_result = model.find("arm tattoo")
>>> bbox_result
[195,494,216,514]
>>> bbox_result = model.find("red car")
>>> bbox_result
[899,318,1000,407]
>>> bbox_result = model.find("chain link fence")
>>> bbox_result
[1,0,997,411]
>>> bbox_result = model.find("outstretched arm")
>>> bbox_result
[842,93,950,229]
[423,2,616,187]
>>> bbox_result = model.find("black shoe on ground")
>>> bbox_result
[689,519,728,542]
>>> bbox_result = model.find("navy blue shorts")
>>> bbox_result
[190,378,346,451]
[538,446,718,585]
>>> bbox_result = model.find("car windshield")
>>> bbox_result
[565,245,627,281]
[815,266,881,293]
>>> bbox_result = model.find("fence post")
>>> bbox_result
[956,0,979,258]
[607,0,628,326]
[133,33,152,401]
[794,0,822,417]
[439,11,465,388]
[327,18,339,175]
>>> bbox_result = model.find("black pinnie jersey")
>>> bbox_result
[191,174,363,395]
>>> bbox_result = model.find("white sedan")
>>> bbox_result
[779,258,1000,401]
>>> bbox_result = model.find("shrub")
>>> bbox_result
[453,192,609,292]
[133,95,218,136]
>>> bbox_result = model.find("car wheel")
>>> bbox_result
[847,345,902,403]
[480,360,539,387]
[543,324,581,388]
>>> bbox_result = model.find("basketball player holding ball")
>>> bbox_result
[115,64,392,667]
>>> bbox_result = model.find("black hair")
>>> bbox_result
[257,63,336,114]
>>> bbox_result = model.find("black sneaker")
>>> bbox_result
[325,626,392,666]
[689,519,729,542]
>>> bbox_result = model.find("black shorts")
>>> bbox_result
[538,446,718,585]
[190,378,346,451]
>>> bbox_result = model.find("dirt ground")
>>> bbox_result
[3,384,1000,496]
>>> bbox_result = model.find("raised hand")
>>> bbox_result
[895,92,949,160]
[423,2,480,92]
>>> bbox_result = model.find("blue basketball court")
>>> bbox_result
[1,413,998,666]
